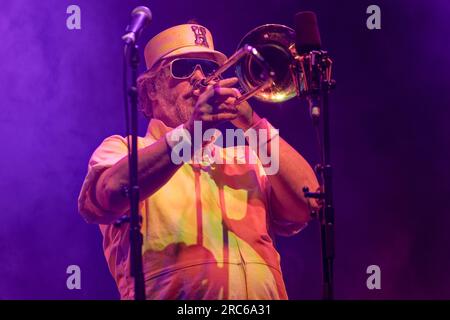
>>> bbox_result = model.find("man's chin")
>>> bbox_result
[175,106,193,125]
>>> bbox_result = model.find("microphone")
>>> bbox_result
[294,11,322,54]
[294,11,323,120]
[122,6,152,44]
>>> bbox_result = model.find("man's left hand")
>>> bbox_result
[231,100,257,131]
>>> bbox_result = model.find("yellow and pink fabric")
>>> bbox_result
[78,118,305,299]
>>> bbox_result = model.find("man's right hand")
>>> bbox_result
[184,77,241,134]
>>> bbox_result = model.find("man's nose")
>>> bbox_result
[189,65,205,84]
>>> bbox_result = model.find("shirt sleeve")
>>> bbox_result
[78,135,129,224]
[262,172,307,237]
[247,118,307,237]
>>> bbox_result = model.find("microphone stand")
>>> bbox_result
[296,51,336,300]
[123,43,146,300]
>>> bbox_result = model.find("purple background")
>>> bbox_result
[0,0,449,299]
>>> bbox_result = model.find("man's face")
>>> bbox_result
[151,53,216,128]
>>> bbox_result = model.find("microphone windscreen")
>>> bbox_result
[294,11,322,54]
[132,6,152,19]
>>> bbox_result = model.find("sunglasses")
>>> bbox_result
[167,58,220,79]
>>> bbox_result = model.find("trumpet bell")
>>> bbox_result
[236,24,297,103]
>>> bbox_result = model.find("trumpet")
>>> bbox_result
[194,24,299,105]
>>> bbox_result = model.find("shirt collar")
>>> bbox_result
[145,118,222,168]
[146,118,172,140]
[145,118,222,147]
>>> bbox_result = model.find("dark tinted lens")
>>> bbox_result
[198,60,219,76]
[171,59,196,78]
[171,59,219,78]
